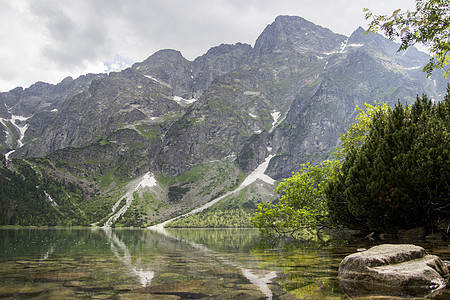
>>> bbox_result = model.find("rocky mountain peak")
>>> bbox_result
[253,15,347,55]
[131,49,193,98]
[201,43,252,57]
[347,26,435,71]
[140,49,188,64]
[347,26,397,52]
[347,26,366,42]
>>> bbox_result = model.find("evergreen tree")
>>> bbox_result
[327,88,450,230]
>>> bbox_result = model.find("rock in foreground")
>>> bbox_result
[338,244,449,298]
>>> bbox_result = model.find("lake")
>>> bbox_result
[0,228,448,299]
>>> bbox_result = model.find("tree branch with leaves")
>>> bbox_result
[365,0,450,77]
[250,160,340,240]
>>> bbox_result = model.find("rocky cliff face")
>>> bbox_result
[153,16,446,179]
[0,15,447,226]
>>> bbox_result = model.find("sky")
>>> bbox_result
[0,0,417,92]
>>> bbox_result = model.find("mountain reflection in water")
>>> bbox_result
[149,226,277,298]
[0,228,448,299]
[103,227,155,287]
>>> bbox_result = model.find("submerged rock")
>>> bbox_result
[338,244,449,298]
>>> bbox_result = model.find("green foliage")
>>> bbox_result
[168,185,190,202]
[327,89,450,230]
[160,160,245,207]
[365,0,450,76]
[166,208,253,228]
[336,101,390,158]
[0,159,88,226]
[135,124,160,140]
[99,168,116,188]
[166,186,265,228]
[158,164,209,186]
[79,180,133,225]
[114,190,167,228]
[251,160,340,239]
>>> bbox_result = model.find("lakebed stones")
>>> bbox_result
[338,244,449,298]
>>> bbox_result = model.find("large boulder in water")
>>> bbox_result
[338,244,449,298]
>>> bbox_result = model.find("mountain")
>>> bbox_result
[0,15,447,227]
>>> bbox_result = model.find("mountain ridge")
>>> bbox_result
[0,15,447,227]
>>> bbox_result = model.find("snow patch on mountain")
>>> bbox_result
[244,91,261,96]
[173,96,197,106]
[144,75,171,88]
[270,111,281,132]
[1,114,30,161]
[137,172,157,189]
[323,39,364,55]
[241,155,275,186]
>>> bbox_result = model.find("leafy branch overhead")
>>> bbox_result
[365,0,450,77]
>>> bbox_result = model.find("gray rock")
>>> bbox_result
[338,244,449,298]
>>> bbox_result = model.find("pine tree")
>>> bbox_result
[327,87,450,231]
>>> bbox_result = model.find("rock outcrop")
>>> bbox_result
[338,244,449,298]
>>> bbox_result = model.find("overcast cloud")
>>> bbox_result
[0,0,417,92]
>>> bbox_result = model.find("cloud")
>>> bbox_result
[0,0,418,92]
[29,0,113,69]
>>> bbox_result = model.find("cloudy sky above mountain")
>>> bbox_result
[0,0,416,92]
